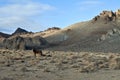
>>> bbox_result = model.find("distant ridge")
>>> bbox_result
[12,27,31,36]
[0,32,10,38]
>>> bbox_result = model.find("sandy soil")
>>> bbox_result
[0,49,120,80]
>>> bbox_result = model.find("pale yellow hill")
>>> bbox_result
[44,20,118,44]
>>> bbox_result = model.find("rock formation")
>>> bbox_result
[45,27,60,31]
[92,10,116,23]
[12,27,32,36]
[2,36,49,50]
[116,9,120,17]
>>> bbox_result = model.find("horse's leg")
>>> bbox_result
[40,51,46,56]
[34,52,36,58]
[40,51,43,56]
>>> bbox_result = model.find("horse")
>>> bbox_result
[33,48,45,57]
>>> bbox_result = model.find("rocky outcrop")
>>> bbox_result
[116,9,120,17]
[92,10,116,23]
[12,27,32,36]
[0,32,10,48]
[2,36,49,50]
[98,28,120,41]
[45,27,61,31]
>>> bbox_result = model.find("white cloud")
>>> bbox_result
[0,17,24,24]
[0,3,55,16]
[0,1,55,33]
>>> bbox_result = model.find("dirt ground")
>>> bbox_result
[0,49,120,80]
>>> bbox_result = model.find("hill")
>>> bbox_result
[44,9,120,53]
[0,32,10,38]
[12,27,32,36]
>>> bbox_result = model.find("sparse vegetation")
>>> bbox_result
[0,49,120,80]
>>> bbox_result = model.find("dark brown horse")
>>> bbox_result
[33,49,45,57]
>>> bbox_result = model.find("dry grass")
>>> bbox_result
[0,49,120,80]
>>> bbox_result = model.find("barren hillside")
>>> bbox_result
[44,10,120,53]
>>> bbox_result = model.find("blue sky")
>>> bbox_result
[0,0,120,33]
